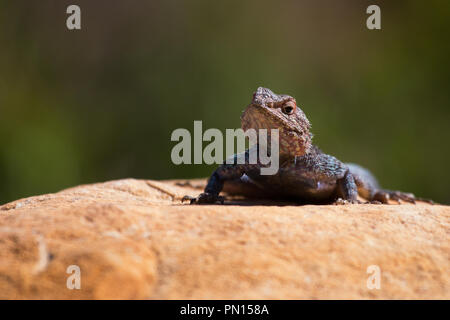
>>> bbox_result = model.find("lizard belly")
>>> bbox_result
[246,169,337,201]
[277,175,337,200]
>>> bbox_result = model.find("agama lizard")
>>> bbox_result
[183,87,432,205]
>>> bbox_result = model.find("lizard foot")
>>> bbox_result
[334,198,362,205]
[364,200,383,205]
[372,190,433,204]
[181,193,225,205]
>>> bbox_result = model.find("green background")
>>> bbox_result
[1,0,449,204]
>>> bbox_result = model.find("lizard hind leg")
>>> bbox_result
[346,163,434,204]
[372,190,434,204]
[371,190,414,204]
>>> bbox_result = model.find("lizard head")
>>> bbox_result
[241,87,312,157]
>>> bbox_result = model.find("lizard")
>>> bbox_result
[182,87,433,205]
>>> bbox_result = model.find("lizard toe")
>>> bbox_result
[184,193,225,205]
[334,198,362,205]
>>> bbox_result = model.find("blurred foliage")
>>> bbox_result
[0,0,449,204]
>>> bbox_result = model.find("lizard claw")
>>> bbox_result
[364,200,383,205]
[181,195,195,204]
[415,197,434,205]
[390,191,416,204]
[182,193,225,205]
[334,198,362,205]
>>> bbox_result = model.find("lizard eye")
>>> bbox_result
[282,102,296,115]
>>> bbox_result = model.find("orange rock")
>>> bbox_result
[0,179,448,299]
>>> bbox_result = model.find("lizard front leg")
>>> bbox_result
[335,170,361,204]
[182,151,253,205]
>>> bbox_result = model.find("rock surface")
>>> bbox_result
[0,178,448,299]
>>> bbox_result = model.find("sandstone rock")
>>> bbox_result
[0,178,448,299]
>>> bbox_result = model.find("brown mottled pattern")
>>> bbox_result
[241,87,312,157]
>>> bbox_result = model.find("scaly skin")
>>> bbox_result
[183,87,433,205]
